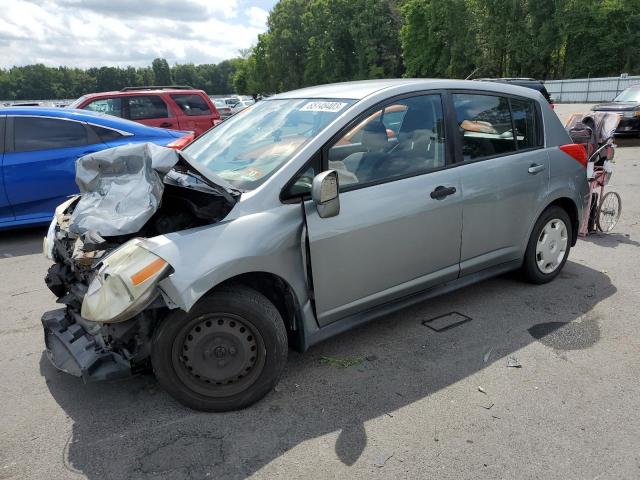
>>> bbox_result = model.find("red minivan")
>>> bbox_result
[69,86,221,137]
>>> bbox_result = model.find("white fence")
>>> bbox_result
[544,75,640,103]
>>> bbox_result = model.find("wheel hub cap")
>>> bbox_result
[182,317,258,385]
[536,218,568,274]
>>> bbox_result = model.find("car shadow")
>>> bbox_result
[614,136,640,149]
[41,261,615,479]
[0,226,48,258]
[582,232,640,248]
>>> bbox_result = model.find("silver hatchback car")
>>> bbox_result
[41,79,589,411]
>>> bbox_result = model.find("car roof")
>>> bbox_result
[0,106,175,135]
[270,78,545,101]
[79,89,205,99]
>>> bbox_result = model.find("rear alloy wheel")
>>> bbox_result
[151,285,287,411]
[522,206,572,284]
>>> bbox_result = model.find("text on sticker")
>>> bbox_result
[300,102,348,113]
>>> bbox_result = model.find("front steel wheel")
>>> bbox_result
[522,206,572,284]
[151,285,288,411]
[596,191,621,232]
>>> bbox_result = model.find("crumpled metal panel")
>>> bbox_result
[69,143,179,236]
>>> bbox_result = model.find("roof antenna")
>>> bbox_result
[465,68,480,80]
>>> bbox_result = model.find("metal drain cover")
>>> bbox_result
[422,312,472,332]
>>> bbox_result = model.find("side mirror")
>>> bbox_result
[311,170,340,218]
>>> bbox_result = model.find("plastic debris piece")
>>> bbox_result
[506,356,522,368]
[480,402,494,410]
[374,452,394,468]
[478,386,487,394]
[483,348,493,363]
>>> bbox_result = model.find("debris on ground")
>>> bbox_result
[319,356,364,369]
[478,386,487,394]
[483,348,493,363]
[365,355,378,362]
[507,356,522,368]
[479,402,494,410]
[374,452,394,468]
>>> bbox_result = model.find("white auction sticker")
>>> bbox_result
[300,101,348,113]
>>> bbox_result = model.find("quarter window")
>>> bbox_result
[83,98,123,117]
[171,94,211,116]
[127,96,169,120]
[327,94,446,190]
[510,98,539,149]
[13,117,87,152]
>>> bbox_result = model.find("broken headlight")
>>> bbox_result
[81,239,171,323]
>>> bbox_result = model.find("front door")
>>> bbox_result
[304,94,463,325]
[451,92,549,274]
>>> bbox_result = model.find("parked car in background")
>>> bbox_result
[231,100,254,114]
[591,85,640,135]
[0,107,193,229]
[476,78,554,108]
[224,97,241,107]
[41,79,589,411]
[213,99,233,120]
[69,86,221,137]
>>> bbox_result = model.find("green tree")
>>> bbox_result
[152,58,172,85]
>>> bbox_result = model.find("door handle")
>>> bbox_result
[160,122,173,128]
[430,185,457,200]
[528,163,545,174]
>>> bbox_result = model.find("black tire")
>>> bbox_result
[151,285,288,412]
[521,206,572,284]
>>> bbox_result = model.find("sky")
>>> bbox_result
[0,0,278,69]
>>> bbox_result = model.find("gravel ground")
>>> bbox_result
[1,104,639,480]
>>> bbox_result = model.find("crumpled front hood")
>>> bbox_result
[70,142,180,237]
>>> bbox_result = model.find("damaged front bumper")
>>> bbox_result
[42,308,131,382]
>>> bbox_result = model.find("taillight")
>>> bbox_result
[559,144,588,167]
[166,133,194,150]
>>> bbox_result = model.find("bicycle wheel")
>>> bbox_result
[596,191,621,232]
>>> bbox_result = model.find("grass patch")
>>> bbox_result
[319,355,364,369]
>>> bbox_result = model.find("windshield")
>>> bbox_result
[68,95,87,108]
[614,88,640,102]
[184,98,354,190]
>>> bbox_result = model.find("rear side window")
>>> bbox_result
[510,98,539,149]
[171,94,211,116]
[454,94,516,161]
[89,125,124,143]
[83,98,123,117]
[127,96,169,120]
[13,117,87,152]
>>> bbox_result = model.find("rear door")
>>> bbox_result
[125,95,176,130]
[0,116,14,223]
[451,92,548,274]
[3,116,106,221]
[302,93,463,325]
[170,93,219,136]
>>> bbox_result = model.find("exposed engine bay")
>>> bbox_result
[42,143,239,380]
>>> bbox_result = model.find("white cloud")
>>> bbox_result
[0,0,274,68]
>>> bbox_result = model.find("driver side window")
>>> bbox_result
[327,94,446,191]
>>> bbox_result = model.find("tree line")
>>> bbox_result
[2,0,639,100]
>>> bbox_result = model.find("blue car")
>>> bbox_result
[0,107,193,229]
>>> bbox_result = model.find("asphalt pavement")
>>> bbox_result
[1,104,639,479]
